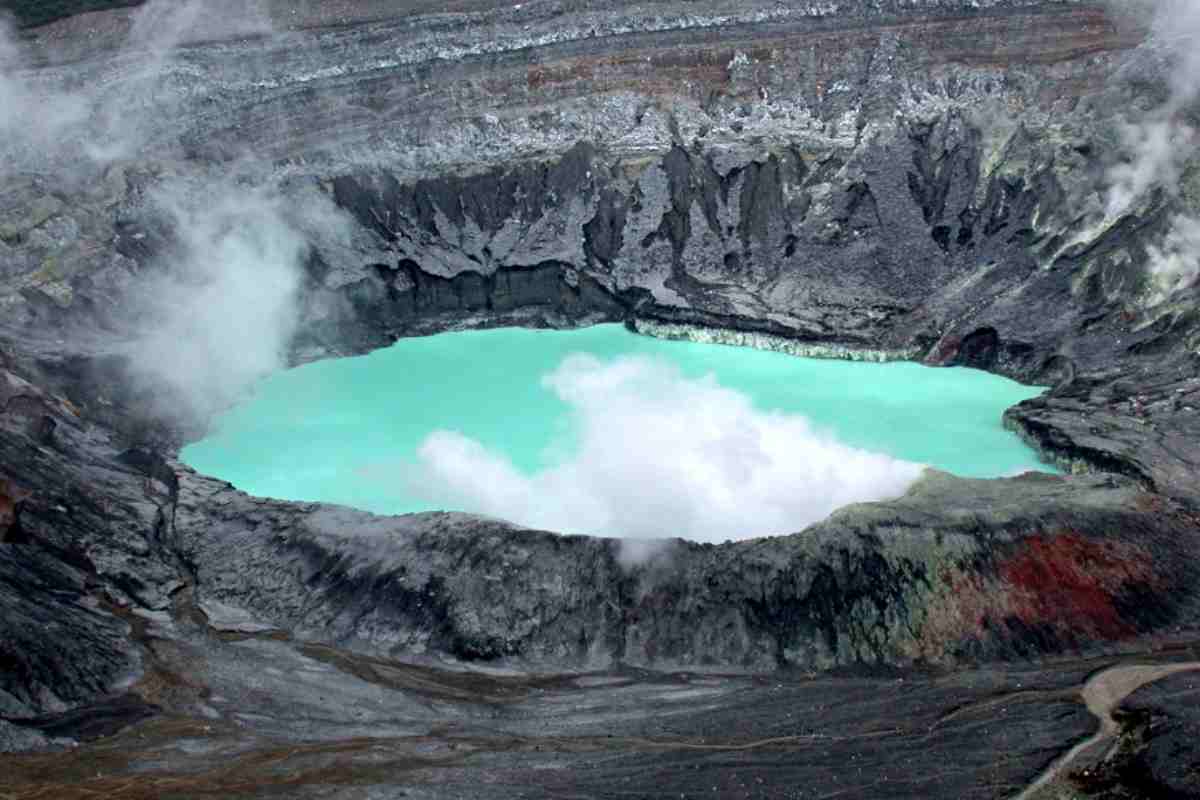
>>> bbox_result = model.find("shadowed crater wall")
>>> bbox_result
[0,0,1198,748]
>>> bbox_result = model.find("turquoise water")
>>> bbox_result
[181,324,1051,536]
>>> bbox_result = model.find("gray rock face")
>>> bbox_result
[0,1,1198,795]
[1120,671,1200,799]
[174,467,1200,674]
[0,367,167,719]
[0,720,54,753]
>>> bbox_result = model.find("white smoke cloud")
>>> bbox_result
[90,0,274,163]
[1107,119,1197,218]
[411,355,926,544]
[1144,214,1200,302]
[124,181,306,421]
[1,1,333,423]
[0,17,90,170]
[1106,0,1200,300]
[0,0,273,172]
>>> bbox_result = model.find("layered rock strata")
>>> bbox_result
[0,5,1197,797]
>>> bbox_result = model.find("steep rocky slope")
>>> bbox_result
[1,0,1199,797]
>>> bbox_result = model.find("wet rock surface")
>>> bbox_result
[0,0,1199,797]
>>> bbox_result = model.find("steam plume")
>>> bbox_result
[0,17,88,171]
[0,0,272,171]
[1106,0,1200,300]
[124,182,305,421]
[413,355,926,544]
[2,1,327,422]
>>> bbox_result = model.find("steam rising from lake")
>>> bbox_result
[414,355,926,543]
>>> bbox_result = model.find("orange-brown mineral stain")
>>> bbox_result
[997,532,1155,639]
[919,532,1158,658]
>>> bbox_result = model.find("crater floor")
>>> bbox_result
[2,1,1200,798]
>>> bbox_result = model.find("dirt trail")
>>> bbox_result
[1013,661,1200,800]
